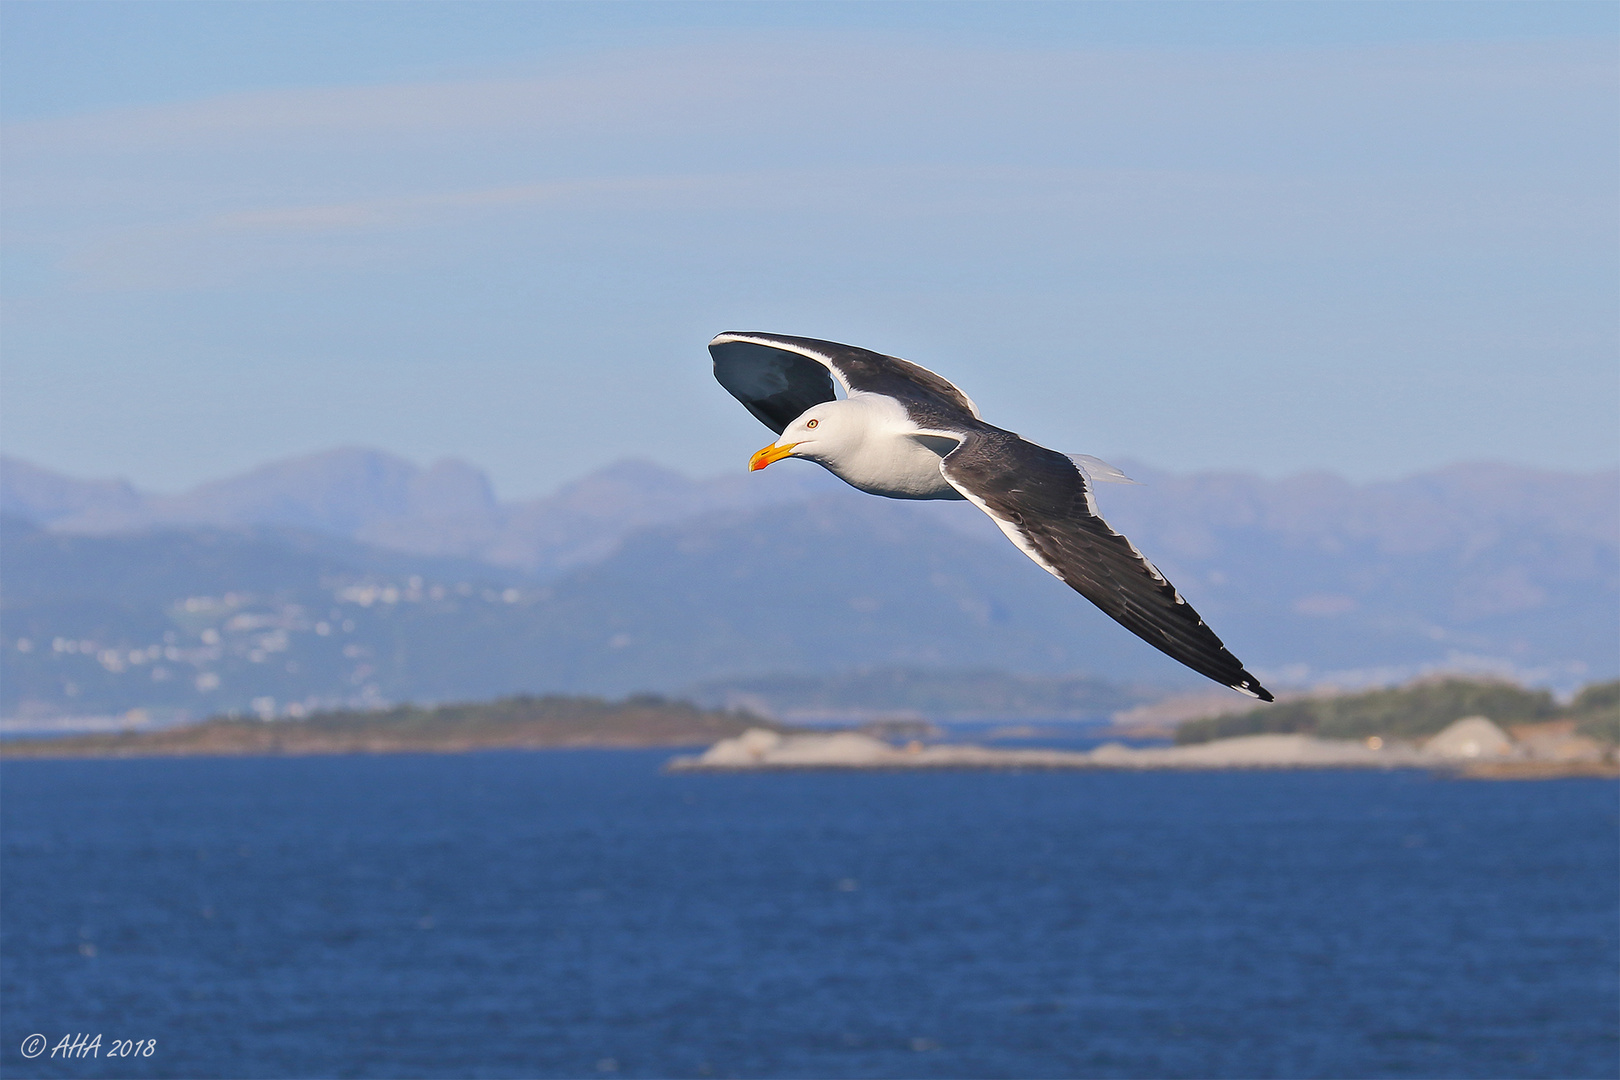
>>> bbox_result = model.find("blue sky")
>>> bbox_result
[2,2,1615,497]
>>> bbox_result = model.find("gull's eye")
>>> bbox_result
[806,419,819,428]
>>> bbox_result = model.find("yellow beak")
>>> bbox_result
[749,441,799,471]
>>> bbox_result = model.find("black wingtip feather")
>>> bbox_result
[1238,678,1275,702]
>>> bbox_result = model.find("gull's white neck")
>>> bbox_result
[802,393,964,501]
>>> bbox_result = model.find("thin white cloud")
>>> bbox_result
[3,34,1608,288]
[206,172,783,233]
[5,35,1608,171]
[53,155,1606,289]
[4,34,1607,278]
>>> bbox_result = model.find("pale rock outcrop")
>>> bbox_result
[673,728,1429,771]
[1423,717,1514,759]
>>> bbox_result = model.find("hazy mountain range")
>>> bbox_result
[0,449,844,577]
[2,448,1614,721]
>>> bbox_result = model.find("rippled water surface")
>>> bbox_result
[3,752,1616,1078]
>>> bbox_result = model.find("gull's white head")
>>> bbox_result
[748,400,866,471]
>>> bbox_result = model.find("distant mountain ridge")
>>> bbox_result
[0,449,844,577]
[1089,460,1619,688]
[2,449,1615,721]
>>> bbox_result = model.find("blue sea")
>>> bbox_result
[2,751,1616,1079]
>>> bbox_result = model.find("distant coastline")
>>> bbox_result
[0,695,785,759]
[8,678,1616,781]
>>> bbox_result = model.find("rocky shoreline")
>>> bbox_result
[668,717,1619,779]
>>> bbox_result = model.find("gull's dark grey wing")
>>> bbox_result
[710,331,980,431]
[710,338,839,435]
[940,429,1273,700]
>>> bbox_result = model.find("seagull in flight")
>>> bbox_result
[710,331,1272,700]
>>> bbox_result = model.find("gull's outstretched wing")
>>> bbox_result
[940,429,1272,700]
[709,337,838,435]
[710,331,980,434]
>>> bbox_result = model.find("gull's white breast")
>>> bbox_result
[818,393,965,501]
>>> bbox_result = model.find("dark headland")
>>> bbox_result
[0,695,785,758]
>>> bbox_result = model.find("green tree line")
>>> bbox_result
[1176,678,1619,746]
